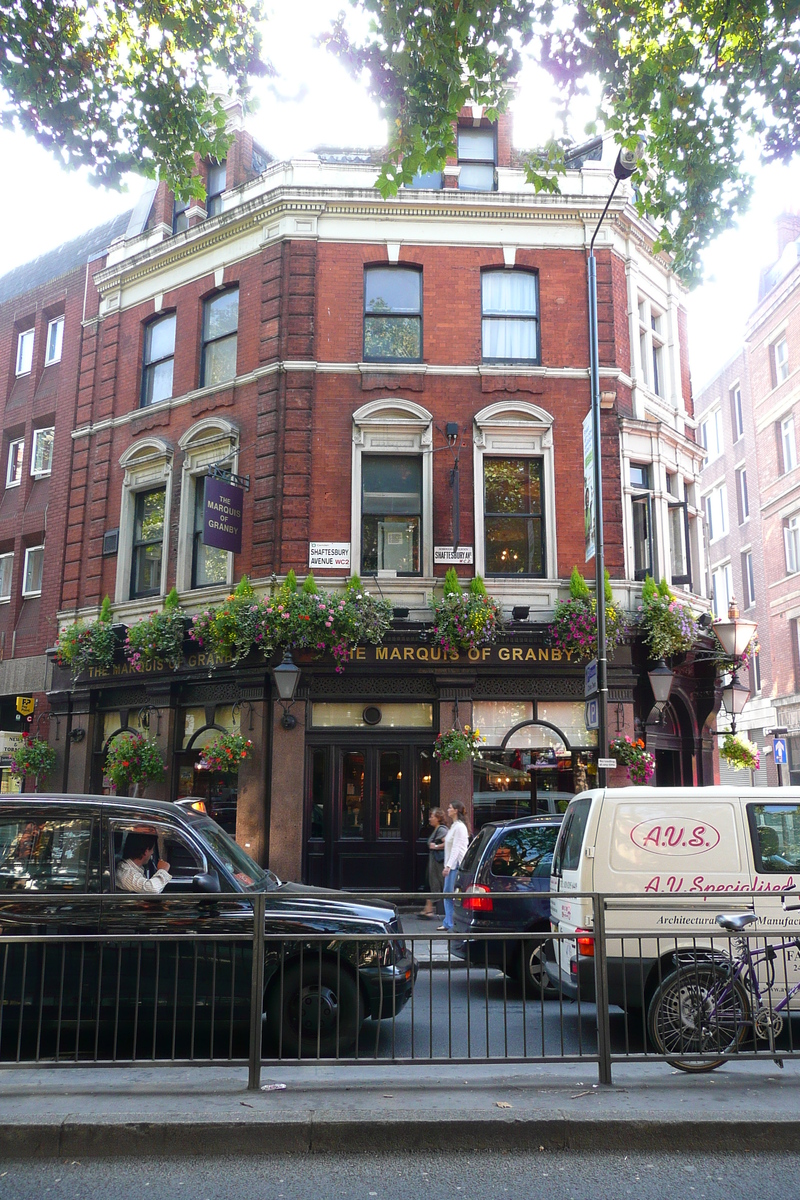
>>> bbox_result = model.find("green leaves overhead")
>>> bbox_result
[0,0,269,199]
[327,1,800,283]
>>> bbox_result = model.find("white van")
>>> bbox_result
[547,786,800,1010]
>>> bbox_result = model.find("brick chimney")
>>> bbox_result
[776,212,800,256]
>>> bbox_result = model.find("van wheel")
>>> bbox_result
[266,960,362,1058]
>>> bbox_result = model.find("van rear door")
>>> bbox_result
[550,793,598,988]
[744,799,800,1005]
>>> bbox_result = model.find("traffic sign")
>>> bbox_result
[584,698,599,730]
[584,659,598,699]
[774,738,788,766]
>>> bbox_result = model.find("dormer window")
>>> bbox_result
[457,128,496,192]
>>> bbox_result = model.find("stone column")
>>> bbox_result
[437,689,474,827]
[235,697,270,866]
[140,685,173,803]
[267,698,307,882]
[64,689,95,795]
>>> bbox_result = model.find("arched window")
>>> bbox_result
[176,418,239,592]
[116,439,173,603]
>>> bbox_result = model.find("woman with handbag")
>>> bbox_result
[439,800,470,931]
[421,808,448,918]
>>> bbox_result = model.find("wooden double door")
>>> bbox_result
[305,740,435,892]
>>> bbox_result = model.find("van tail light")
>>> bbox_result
[576,929,595,957]
[462,885,493,912]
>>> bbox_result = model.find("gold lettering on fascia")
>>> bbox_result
[86,649,233,678]
[370,645,573,664]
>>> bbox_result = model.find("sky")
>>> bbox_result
[0,0,796,392]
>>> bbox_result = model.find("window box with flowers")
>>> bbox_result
[719,732,760,772]
[433,724,486,764]
[549,568,624,664]
[263,571,393,672]
[190,576,270,665]
[54,596,118,680]
[124,587,187,671]
[196,732,253,775]
[637,576,698,661]
[428,570,500,655]
[10,733,56,791]
[105,732,165,797]
[609,736,655,784]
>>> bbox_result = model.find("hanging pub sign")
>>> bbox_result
[202,475,244,554]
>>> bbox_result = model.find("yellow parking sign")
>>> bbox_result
[15,696,34,717]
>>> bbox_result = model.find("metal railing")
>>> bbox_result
[1,890,799,1089]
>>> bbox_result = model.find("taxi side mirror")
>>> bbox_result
[192,871,221,893]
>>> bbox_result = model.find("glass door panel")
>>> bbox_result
[341,752,365,838]
[378,750,403,839]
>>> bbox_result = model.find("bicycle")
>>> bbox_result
[648,897,800,1073]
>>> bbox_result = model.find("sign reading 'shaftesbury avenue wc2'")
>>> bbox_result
[203,476,244,554]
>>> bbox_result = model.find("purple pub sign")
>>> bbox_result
[202,476,244,554]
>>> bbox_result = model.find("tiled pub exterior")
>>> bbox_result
[1,106,716,888]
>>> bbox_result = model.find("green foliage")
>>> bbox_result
[0,0,269,199]
[301,573,318,595]
[569,567,591,599]
[429,577,501,654]
[54,596,116,678]
[283,570,298,594]
[469,575,488,597]
[610,736,655,785]
[641,575,657,603]
[327,0,800,282]
[720,732,760,772]
[604,569,613,606]
[198,732,253,775]
[637,576,698,661]
[549,576,625,663]
[105,732,165,794]
[10,734,56,791]
[433,725,486,763]
[164,587,181,610]
[443,568,462,596]
[125,594,187,672]
[190,576,270,665]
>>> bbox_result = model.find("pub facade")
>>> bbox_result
[34,104,716,891]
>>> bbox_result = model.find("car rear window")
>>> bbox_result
[553,797,592,875]
[460,825,495,875]
[490,825,560,879]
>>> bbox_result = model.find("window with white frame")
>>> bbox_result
[736,466,749,523]
[31,428,54,477]
[205,160,226,216]
[0,553,12,601]
[785,513,800,575]
[730,384,744,441]
[130,488,165,599]
[6,439,23,488]
[704,481,728,542]
[172,196,190,235]
[711,562,733,619]
[481,270,539,364]
[141,313,176,407]
[699,408,724,462]
[637,298,666,398]
[176,418,238,593]
[780,414,797,473]
[45,316,64,366]
[351,400,434,579]
[15,329,34,376]
[115,439,172,605]
[22,545,43,596]
[473,402,557,580]
[742,550,755,609]
[457,127,496,192]
[630,463,655,580]
[363,267,422,362]
[774,337,790,386]
[201,289,238,387]
[665,473,691,588]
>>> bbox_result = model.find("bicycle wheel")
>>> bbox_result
[647,962,750,1073]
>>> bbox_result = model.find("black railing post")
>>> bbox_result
[248,892,266,1090]
[593,892,613,1085]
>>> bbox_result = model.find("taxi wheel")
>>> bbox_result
[266,960,362,1058]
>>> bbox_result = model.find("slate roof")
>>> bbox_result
[0,211,133,307]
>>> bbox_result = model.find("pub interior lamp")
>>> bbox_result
[647,659,674,714]
[272,650,301,730]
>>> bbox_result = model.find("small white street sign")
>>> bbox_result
[434,545,474,564]
[309,542,351,569]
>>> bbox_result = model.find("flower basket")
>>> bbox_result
[190,576,271,665]
[125,588,186,672]
[637,577,698,661]
[10,733,56,792]
[433,725,485,763]
[196,732,253,775]
[719,732,760,772]
[54,596,116,679]
[610,736,655,785]
[549,568,624,664]
[428,571,500,655]
[263,572,393,672]
[105,732,165,796]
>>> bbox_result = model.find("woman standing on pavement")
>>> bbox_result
[421,808,448,918]
[439,801,470,931]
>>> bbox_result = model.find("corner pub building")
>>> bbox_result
[3,101,718,893]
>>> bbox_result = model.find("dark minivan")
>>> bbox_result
[0,795,415,1060]
[452,814,563,996]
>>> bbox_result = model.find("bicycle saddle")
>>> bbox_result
[715,912,758,932]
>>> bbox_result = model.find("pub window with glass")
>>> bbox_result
[483,457,545,576]
[192,478,229,588]
[363,267,422,362]
[630,463,655,580]
[481,270,539,364]
[130,488,165,599]
[361,454,421,575]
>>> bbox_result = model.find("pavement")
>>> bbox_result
[3,1058,800,1159]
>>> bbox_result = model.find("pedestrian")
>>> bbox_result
[439,800,470,931]
[421,807,448,918]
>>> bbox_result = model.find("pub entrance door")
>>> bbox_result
[305,741,435,892]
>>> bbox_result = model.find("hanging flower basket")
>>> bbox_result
[10,733,56,792]
[263,571,393,672]
[609,736,655,785]
[720,732,760,772]
[637,576,698,661]
[190,576,270,665]
[125,588,186,671]
[433,725,485,763]
[54,596,116,679]
[197,732,254,775]
[549,568,624,664]
[105,732,165,796]
[428,570,500,655]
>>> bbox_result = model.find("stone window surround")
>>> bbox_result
[175,417,239,593]
[472,401,557,580]
[115,437,173,604]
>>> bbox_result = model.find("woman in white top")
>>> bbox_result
[439,801,470,931]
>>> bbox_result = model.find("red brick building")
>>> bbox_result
[1,105,715,888]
